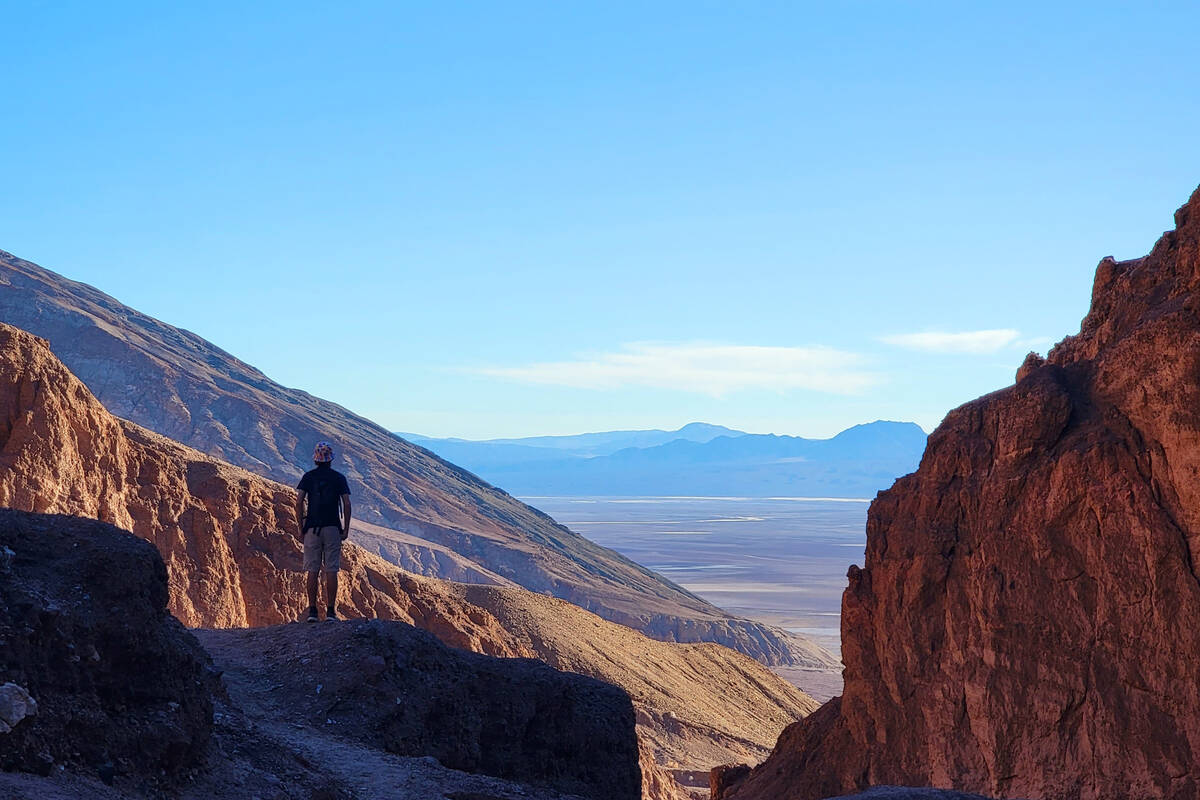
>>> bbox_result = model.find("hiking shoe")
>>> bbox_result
[306,606,319,623]
[326,607,339,622]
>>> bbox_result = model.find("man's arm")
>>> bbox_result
[295,490,307,539]
[341,494,352,540]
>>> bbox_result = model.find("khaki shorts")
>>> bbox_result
[303,526,343,572]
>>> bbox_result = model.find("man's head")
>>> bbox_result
[312,441,335,465]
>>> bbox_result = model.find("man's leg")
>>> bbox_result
[306,570,319,609]
[303,527,320,620]
[323,525,342,619]
[325,570,338,612]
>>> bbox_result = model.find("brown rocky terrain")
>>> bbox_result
[0,507,636,800]
[724,186,1200,800]
[0,321,816,798]
[0,250,834,670]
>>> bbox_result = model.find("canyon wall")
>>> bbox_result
[728,186,1200,800]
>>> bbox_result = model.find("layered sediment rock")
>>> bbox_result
[728,186,1200,800]
[0,509,213,781]
[0,252,833,668]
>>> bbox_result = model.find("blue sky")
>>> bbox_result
[3,2,1199,438]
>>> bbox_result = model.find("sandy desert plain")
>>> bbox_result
[524,495,869,700]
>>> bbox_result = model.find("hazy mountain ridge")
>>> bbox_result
[409,421,928,497]
[404,421,746,455]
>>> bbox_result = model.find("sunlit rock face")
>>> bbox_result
[0,320,530,646]
[728,185,1200,800]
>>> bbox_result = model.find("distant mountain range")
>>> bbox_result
[400,421,928,497]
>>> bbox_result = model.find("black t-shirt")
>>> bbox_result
[297,464,351,529]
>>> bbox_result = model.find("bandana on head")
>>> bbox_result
[312,442,335,463]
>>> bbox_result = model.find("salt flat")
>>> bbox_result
[525,496,870,699]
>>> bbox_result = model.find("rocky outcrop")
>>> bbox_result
[196,621,640,800]
[711,763,752,799]
[0,508,632,799]
[0,323,816,799]
[0,252,831,668]
[728,186,1200,800]
[0,509,213,782]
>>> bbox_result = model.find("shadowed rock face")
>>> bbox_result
[197,621,641,800]
[0,323,816,800]
[0,251,833,668]
[452,583,819,795]
[728,185,1200,800]
[0,509,214,781]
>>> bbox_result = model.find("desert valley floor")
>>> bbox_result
[525,496,869,700]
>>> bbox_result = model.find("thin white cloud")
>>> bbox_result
[1015,335,1056,353]
[880,329,1020,354]
[470,342,879,396]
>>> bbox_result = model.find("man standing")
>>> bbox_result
[296,441,352,622]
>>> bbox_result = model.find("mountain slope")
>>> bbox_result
[413,421,927,497]
[0,321,819,798]
[0,250,831,668]
[726,185,1200,799]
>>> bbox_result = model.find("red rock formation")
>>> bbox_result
[728,185,1200,800]
[0,321,525,654]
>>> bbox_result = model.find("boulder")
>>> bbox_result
[0,683,36,734]
[0,508,213,781]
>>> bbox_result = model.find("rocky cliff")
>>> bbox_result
[0,250,833,670]
[0,322,815,799]
[726,186,1200,800]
